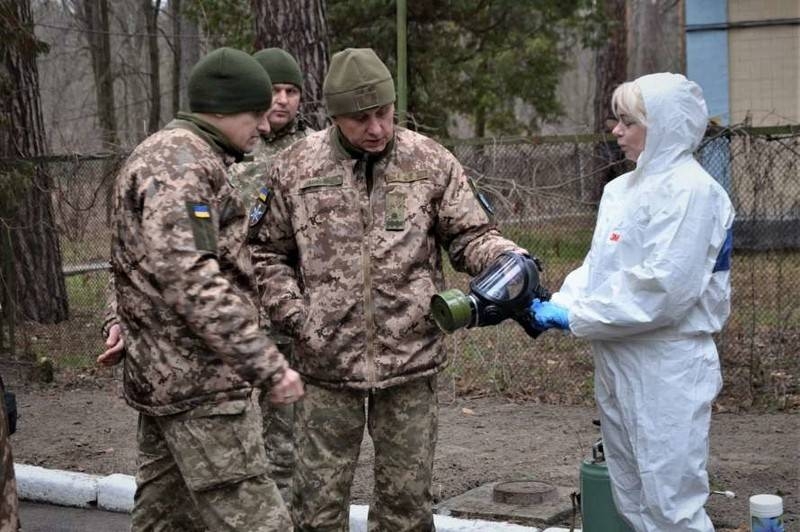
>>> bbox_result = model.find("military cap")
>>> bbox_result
[323,48,395,116]
[253,48,304,90]
[188,47,272,114]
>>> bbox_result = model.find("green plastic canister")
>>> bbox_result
[580,452,634,531]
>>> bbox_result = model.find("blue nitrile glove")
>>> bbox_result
[530,299,570,331]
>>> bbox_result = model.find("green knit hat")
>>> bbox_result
[253,48,304,90]
[188,47,272,114]
[323,48,395,116]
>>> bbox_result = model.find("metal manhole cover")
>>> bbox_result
[492,480,558,505]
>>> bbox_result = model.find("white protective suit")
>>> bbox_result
[551,73,734,531]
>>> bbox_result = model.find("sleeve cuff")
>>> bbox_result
[101,317,119,339]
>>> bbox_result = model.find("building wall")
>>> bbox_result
[686,0,730,124]
[727,0,800,125]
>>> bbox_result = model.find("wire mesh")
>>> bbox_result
[1,126,797,408]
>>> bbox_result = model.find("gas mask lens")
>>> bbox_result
[471,253,527,304]
[430,252,548,337]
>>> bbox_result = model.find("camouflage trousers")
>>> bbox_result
[0,390,19,532]
[131,394,292,532]
[258,336,295,507]
[292,376,438,532]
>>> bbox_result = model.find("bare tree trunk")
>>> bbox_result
[179,12,200,111]
[252,0,330,130]
[170,0,181,115]
[114,2,147,144]
[0,0,69,324]
[75,0,119,221]
[144,0,161,134]
[589,0,628,201]
[627,0,683,77]
[79,0,118,150]
[594,0,627,134]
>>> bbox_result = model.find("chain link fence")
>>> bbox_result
[441,125,799,408]
[1,125,798,408]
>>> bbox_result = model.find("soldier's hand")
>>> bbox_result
[269,368,304,405]
[97,323,125,366]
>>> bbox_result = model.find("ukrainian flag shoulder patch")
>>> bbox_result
[191,203,211,218]
[185,201,216,252]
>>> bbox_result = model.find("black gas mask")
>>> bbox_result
[430,252,551,338]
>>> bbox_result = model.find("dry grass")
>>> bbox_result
[441,249,800,410]
[7,206,799,411]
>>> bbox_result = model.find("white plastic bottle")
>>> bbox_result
[750,494,784,532]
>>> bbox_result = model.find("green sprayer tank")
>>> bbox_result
[580,439,634,531]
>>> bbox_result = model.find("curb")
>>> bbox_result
[14,463,578,532]
[15,464,103,509]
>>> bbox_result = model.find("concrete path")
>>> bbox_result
[21,501,130,532]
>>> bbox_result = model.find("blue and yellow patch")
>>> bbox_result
[185,201,216,252]
[192,204,211,219]
[249,186,272,227]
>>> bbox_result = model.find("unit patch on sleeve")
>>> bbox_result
[248,186,272,228]
[186,202,217,252]
[468,178,495,217]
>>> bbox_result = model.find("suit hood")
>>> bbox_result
[634,73,708,174]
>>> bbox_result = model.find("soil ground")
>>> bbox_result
[5,371,798,531]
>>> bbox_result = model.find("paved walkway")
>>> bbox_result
[21,501,129,532]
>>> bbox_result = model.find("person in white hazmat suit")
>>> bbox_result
[530,72,734,531]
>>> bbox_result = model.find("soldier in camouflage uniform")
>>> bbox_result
[100,47,303,532]
[248,48,528,531]
[229,47,315,507]
[230,48,315,202]
[0,379,19,531]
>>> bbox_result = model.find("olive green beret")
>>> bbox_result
[323,48,395,116]
[253,48,304,89]
[188,47,272,114]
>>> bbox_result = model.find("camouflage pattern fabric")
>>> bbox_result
[0,386,19,532]
[131,395,291,531]
[249,125,525,390]
[292,378,437,532]
[110,116,289,416]
[229,119,313,204]
[100,274,118,339]
[257,341,295,506]
[249,124,525,527]
[230,118,313,506]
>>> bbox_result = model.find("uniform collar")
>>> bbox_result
[171,112,246,163]
[262,117,303,144]
[331,126,394,163]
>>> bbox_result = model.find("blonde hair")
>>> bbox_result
[611,82,647,127]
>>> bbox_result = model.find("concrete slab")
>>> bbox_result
[436,481,576,528]
[352,504,541,531]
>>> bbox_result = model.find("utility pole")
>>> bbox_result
[396,0,407,126]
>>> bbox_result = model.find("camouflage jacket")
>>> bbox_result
[228,118,314,343]
[110,116,288,416]
[248,126,524,390]
[229,118,314,203]
[0,378,18,531]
